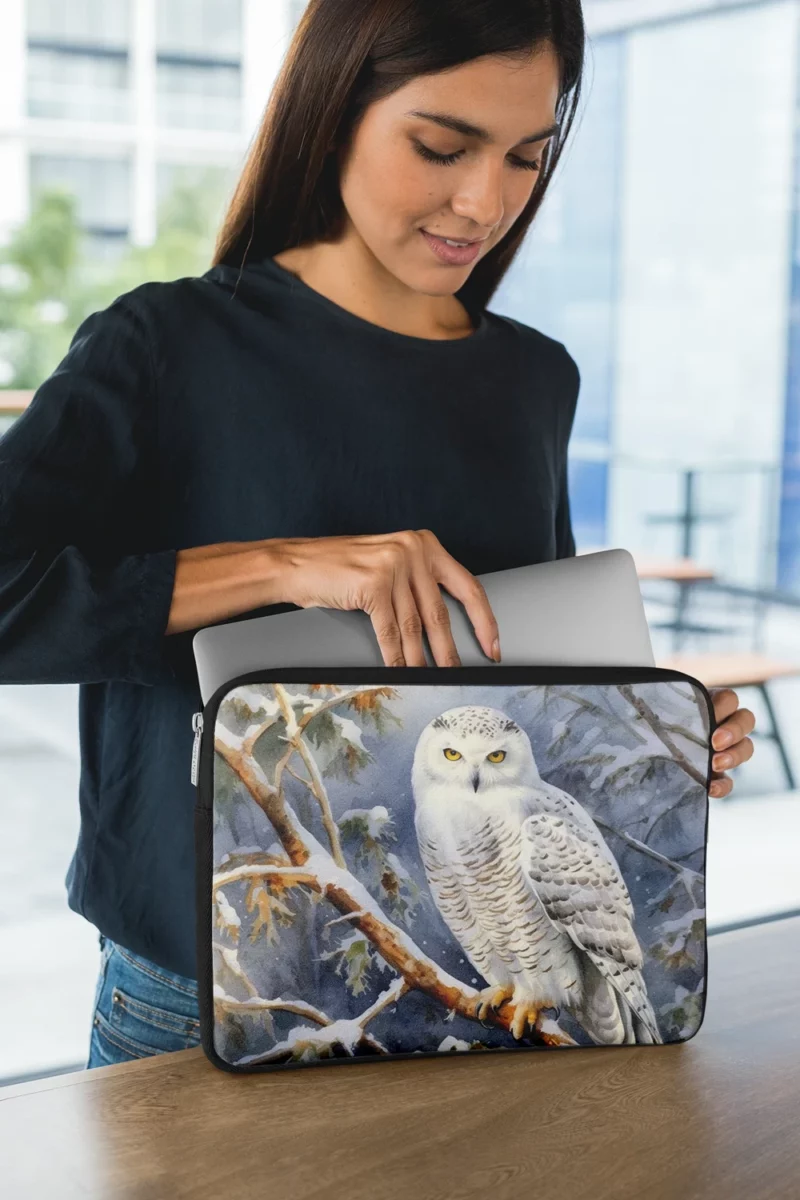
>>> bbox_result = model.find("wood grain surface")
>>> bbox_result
[2,917,800,1200]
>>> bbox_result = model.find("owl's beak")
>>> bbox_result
[471,769,480,792]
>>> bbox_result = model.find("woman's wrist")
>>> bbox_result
[165,538,297,635]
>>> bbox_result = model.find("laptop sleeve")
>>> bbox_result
[193,665,714,1072]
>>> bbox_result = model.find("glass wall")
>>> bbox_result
[26,0,131,124]
[156,0,242,131]
[497,1,799,592]
[493,34,627,553]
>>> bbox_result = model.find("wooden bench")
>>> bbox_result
[0,391,33,415]
[657,651,800,791]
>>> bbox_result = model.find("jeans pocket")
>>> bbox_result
[90,940,201,1065]
[106,987,201,1057]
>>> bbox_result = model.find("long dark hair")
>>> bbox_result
[212,0,585,313]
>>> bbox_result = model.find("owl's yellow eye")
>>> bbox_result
[443,748,462,761]
[486,750,506,763]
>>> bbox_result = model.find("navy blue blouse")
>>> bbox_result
[0,255,579,978]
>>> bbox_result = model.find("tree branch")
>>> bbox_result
[274,683,346,869]
[212,942,259,998]
[594,818,703,885]
[212,863,317,892]
[616,685,707,787]
[213,989,332,1026]
[296,685,399,731]
[355,977,409,1028]
[214,988,389,1060]
[558,689,648,746]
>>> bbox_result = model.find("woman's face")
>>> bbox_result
[336,45,561,296]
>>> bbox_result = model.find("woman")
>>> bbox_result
[0,0,754,1068]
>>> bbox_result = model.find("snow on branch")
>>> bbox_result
[273,682,345,868]
[212,863,317,892]
[594,818,702,890]
[616,684,707,788]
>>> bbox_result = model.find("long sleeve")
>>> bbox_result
[0,295,178,685]
[554,343,580,560]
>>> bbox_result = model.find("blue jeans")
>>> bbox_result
[86,934,201,1068]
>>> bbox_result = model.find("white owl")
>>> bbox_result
[411,704,662,1046]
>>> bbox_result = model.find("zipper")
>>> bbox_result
[191,711,204,787]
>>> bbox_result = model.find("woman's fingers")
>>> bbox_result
[392,571,431,667]
[712,705,756,751]
[426,538,499,663]
[365,586,408,667]
[712,735,755,774]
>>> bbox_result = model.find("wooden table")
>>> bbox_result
[3,917,800,1199]
[0,391,33,416]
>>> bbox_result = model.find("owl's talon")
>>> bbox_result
[472,984,514,1021]
[510,999,544,1041]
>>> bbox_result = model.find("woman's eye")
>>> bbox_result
[413,141,541,173]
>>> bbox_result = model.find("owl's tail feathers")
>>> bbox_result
[580,960,663,1046]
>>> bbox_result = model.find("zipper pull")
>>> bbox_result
[191,711,204,787]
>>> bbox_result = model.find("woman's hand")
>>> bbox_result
[273,528,501,668]
[709,687,756,797]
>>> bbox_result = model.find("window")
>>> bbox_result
[27,0,130,46]
[156,60,241,132]
[26,0,131,124]
[29,155,131,241]
[157,0,241,58]
[27,48,130,124]
[155,0,242,131]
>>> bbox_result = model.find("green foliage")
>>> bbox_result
[303,708,375,781]
[0,169,231,391]
[338,806,422,922]
[320,930,380,997]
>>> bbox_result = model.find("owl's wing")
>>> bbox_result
[519,811,661,1043]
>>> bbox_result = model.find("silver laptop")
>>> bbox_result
[192,548,654,705]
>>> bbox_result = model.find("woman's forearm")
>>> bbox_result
[165,539,292,635]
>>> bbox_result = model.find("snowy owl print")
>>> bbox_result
[411,705,660,1045]
[205,673,711,1069]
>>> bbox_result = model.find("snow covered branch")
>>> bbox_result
[273,682,345,868]
[616,685,707,787]
[594,818,703,886]
[212,863,317,892]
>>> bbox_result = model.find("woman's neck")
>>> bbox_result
[272,237,476,341]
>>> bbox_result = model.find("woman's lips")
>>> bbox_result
[420,229,484,265]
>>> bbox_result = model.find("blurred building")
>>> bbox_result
[497,0,800,593]
[0,0,300,259]
[1,0,798,593]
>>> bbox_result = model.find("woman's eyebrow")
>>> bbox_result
[404,110,560,145]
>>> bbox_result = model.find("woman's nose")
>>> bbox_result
[450,161,506,230]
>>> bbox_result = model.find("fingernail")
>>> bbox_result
[714,753,733,770]
[492,637,501,662]
[714,730,733,748]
